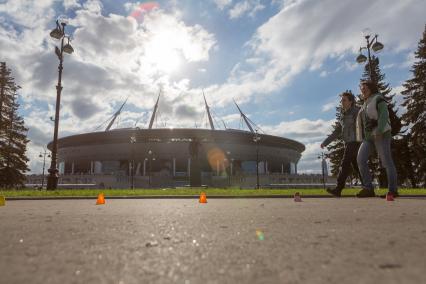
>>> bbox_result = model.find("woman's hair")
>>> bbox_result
[340,91,356,103]
[361,80,379,94]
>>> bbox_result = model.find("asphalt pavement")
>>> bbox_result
[1,198,426,284]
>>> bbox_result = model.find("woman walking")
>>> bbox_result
[356,81,398,198]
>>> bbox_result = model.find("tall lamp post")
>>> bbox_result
[46,20,74,190]
[225,151,233,187]
[317,152,327,189]
[356,30,384,83]
[148,150,155,187]
[130,135,136,189]
[253,130,261,189]
[39,149,51,189]
[356,30,386,185]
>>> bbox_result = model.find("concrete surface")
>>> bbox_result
[1,198,425,284]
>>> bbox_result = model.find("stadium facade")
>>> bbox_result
[46,94,306,188]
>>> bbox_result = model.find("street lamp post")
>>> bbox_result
[356,30,386,185]
[231,158,234,176]
[356,30,384,83]
[148,150,154,187]
[228,158,235,187]
[253,130,261,189]
[130,135,136,189]
[318,152,327,189]
[46,20,74,190]
[225,151,233,187]
[39,149,51,189]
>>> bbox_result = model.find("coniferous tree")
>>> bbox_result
[325,110,344,177]
[0,62,30,188]
[401,25,426,186]
[0,63,13,133]
[393,133,418,187]
[360,55,403,187]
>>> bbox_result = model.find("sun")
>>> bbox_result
[144,31,182,74]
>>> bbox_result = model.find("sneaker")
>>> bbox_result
[326,187,342,197]
[380,191,399,199]
[356,188,375,198]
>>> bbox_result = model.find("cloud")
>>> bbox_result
[1,0,424,175]
[390,85,407,116]
[27,124,52,147]
[382,63,395,69]
[213,0,233,10]
[402,51,416,68]
[297,142,324,174]
[229,0,265,19]
[82,0,103,14]
[206,0,426,106]
[321,101,337,112]
[70,11,138,61]
[0,0,55,27]
[0,1,218,173]
[63,0,81,11]
[70,97,104,120]
[261,118,334,144]
[2,2,216,110]
[174,104,200,119]
[259,118,335,173]
[319,70,328,77]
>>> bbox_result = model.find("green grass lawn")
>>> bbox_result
[1,187,425,197]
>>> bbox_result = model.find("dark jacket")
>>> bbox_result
[322,105,360,147]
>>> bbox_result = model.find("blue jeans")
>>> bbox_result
[357,135,398,192]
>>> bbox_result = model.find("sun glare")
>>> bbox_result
[145,31,182,74]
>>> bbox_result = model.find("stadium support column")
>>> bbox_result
[136,162,141,175]
[187,158,191,177]
[188,138,201,187]
[71,162,74,175]
[143,159,146,176]
[173,158,176,176]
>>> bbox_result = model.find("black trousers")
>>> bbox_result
[336,142,361,190]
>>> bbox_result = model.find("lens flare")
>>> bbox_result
[130,2,159,22]
[256,230,264,241]
[207,147,228,173]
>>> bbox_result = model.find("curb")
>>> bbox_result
[4,195,426,200]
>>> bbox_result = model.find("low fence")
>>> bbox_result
[26,173,337,189]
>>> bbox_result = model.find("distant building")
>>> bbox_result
[46,94,305,188]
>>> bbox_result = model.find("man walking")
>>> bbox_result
[321,92,361,197]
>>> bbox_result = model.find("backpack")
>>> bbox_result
[376,97,401,136]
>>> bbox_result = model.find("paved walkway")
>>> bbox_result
[1,198,426,284]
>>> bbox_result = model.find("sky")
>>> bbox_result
[0,0,425,175]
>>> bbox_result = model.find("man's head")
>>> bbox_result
[360,80,378,99]
[340,91,355,110]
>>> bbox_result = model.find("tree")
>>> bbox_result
[401,25,426,186]
[360,55,404,187]
[0,62,30,188]
[392,134,418,187]
[325,113,344,177]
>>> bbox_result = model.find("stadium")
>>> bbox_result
[47,94,306,188]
